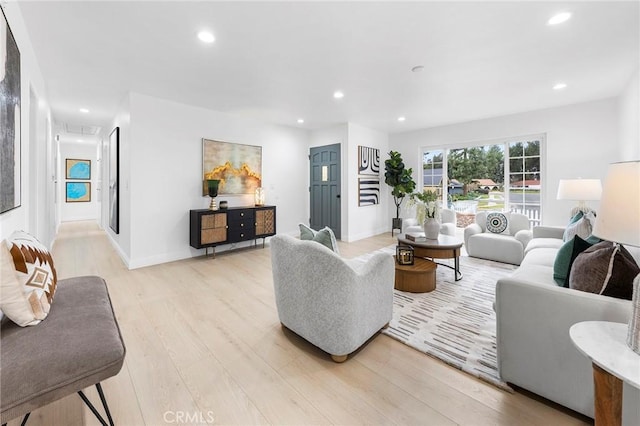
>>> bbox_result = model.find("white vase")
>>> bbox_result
[423,217,440,240]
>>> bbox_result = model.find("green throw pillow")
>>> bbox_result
[298,224,339,253]
[299,223,316,241]
[553,234,601,287]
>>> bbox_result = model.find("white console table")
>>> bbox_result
[570,321,640,426]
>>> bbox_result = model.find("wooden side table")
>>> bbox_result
[570,321,640,426]
[394,257,437,293]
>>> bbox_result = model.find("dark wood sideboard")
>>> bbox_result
[189,206,276,256]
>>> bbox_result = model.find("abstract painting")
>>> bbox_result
[65,159,91,180]
[109,127,119,233]
[66,182,91,203]
[358,145,380,175]
[202,139,262,195]
[358,177,380,206]
[357,146,380,206]
[1,9,21,214]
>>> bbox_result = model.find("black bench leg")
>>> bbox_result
[96,383,115,426]
[3,412,31,426]
[77,382,114,426]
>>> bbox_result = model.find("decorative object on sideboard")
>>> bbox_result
[396,245,414,265]
[592,160,640,354]
[556,178,602,217]
[219,200,228,209]
[254,187,265,206]
[206,179,220,211]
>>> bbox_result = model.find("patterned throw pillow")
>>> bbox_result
[569,241,639,300]
[486,212,508,234]
[0,231,58,326]
[563,211,595,242]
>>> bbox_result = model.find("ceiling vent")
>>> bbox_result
[64,123,101,135]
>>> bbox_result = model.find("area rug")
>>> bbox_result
[354,246,517,391]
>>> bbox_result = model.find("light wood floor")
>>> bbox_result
[8,221,591,426]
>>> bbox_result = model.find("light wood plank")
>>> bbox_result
[4,220,591,426]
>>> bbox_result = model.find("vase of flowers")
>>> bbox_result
[410,190,441,239]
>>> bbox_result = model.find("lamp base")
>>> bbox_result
[209,197,218,211]
[627,274,640,355]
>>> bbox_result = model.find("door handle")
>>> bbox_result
[336,194,341,198]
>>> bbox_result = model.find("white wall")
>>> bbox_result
[99,94,132,263]
[0,4,54,247]
[106,92,309,269]
[390,98,619,226]
[59,140,99,222]
[346,123,390,241]
[618,68,639,161]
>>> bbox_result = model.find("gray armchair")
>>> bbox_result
[270,234,394,362]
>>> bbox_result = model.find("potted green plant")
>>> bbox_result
[384,151,416,232]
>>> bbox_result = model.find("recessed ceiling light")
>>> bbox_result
[297,118,304,124]
[553,82,567,90]
[548,12,571,26]
[398,116,406,122]
[197,30,215,43]
[333,91,344,99]
[77,139,83,143]
[79,108,89,113]
[411,65,424,73]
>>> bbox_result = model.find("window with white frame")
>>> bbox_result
[421,136,544,227]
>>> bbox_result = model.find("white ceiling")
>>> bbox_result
[17,1,640,135]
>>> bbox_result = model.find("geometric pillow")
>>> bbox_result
[569,241,639,300]
[486,212,509,234]
[298,223,340,254]
[1,231,58,326]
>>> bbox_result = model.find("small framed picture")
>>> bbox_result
[66,182,91,203]
[66,159,91,180]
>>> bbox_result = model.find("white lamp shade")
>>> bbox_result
[556,179,602,201]
[592,161,640,247]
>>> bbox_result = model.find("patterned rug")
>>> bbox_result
[354,246,517,391]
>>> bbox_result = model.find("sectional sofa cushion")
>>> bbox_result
[569,241,639,300]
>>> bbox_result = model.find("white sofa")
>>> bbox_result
[270,234,394,362]
[403,208,457,236]
[464,211,532,265]
[495,226,639,423]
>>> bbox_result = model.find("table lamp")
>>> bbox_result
[592,161,640,354]
[206,179,220,210]
[556,178,602,217]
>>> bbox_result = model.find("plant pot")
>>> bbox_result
[423,218,440,240]
[392,218,403,230]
